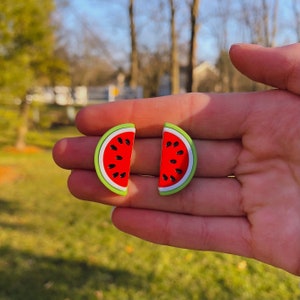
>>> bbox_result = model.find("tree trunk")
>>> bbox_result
[169,0,180,94]
[186,0,200,93]
[15,99,30,150]
[129,0,138,89]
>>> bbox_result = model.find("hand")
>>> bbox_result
[53,43,300,275]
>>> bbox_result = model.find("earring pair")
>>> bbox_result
[94,123,197,196]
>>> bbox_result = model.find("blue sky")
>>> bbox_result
[59,0,299,67]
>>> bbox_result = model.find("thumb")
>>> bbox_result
[229,43,300,95]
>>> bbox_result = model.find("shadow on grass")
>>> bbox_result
[0,198,34,231]
[0,197,20,215]
[0,246,144,299]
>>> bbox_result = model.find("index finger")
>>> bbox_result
[76,93,253,139]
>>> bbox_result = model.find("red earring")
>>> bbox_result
[158,123,197,196]
[94,123,135,196]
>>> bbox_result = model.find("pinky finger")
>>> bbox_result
[111,207,253,258]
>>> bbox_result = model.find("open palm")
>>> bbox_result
[53,43,300,275]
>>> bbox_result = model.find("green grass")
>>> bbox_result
[0,105,300,299]
[0,102,81,148]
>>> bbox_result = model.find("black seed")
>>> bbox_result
[116,155,123,160]
[108,164,116,169]
[120,172,126,178]
[177,150,184,155]
[170,159,177,164]
[117,137,123,144]
[166,141,172,147]
[175,168,183,174]
[125,139,130,145]
[110,144,118,151]
[173,141,179,147]
[113,172,119,178]
[170,175,176,182]
[163,174,168,181]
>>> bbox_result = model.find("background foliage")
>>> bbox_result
[0,0,57,101]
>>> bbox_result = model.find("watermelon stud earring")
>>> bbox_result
[158,123,197,196]
[94,123,135,196]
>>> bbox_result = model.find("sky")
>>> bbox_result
[57,0,299,68]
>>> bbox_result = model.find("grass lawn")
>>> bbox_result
[0,106,300,299]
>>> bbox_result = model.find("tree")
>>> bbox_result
[129,0,139,89]
[54,1,116,88]
[237,0,279,91]
[261,0,278,47]
[208,0,234,92]
[215,50,261,92]
[0,0,56,149]
[169,0,180,94]
[239,0,279,46]
[186,0,200,92]
[139,47,169,98]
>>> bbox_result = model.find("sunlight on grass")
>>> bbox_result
[0,126,300,299]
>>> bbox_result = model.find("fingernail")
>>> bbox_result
[110,206,116,220]
[231,43,264,49]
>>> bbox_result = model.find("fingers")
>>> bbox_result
[111,208,252,258]
[53,136,242,177]
[229,43,300,95]
[68,170,243,216]
[75,93,252,139]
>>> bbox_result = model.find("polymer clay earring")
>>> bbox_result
[94,122,196,196]
[158,123,197,196]
[94,123,135,196]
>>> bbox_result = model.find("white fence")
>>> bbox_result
[26,85,143,106]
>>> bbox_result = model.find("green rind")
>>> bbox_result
[159,122,197,196]
[94,123,135,196]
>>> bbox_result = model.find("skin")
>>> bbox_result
[53,43,300,275]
